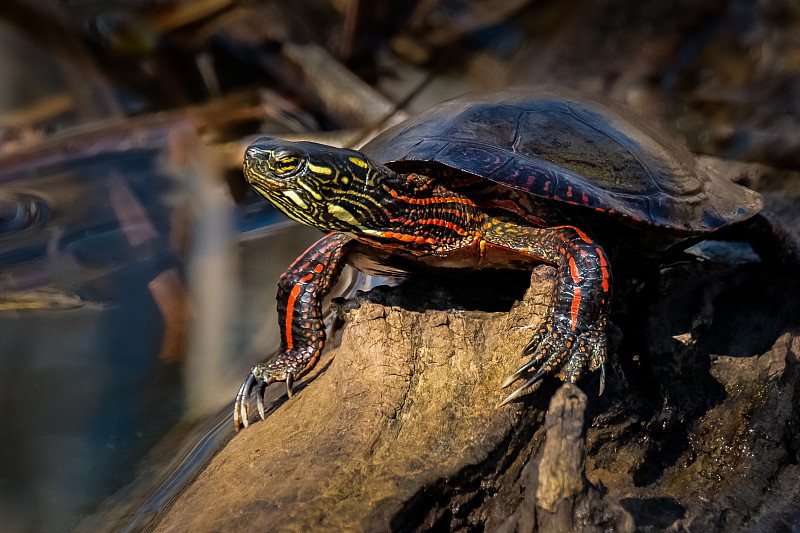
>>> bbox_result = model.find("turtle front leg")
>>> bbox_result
[235,232,350,429]
[486,224,612,404]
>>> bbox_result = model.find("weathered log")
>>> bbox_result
[153,266,562,531]
[153,243,800,531]
[499,383,634,533]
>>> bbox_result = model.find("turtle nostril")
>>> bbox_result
[245,146,264,160]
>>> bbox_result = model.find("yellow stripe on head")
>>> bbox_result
[307,163,332,175]
[297,179,323,200]
[283,190,308,209]
[349,157,368,168]
[327,204,360,226]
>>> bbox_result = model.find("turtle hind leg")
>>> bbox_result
[482,222,612,402]
[500,310,609,406]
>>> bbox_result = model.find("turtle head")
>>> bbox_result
[244,137,394,232]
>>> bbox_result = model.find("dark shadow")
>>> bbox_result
[699,262,800,357]
[591,253,800,488]
[334,268,534,315]
[619,497,685,530]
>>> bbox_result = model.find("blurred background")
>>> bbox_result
[0,0,798,531]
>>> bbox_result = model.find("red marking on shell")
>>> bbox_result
[582,193,589,204]
[567,186,573,197]
[476,199,546,226]
[450,174,484,187]
[543,181,550,192]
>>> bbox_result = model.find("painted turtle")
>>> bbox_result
[234,88,765,429]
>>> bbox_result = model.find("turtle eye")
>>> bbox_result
[270,150,305,177]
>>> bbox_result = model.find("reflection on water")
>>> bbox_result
[0,192,48,237]
[0,131,322,532]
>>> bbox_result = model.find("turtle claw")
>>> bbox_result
[234,361,304,429]
[599,364,606,395]
[234,370,277,430]
[256,380,267,420]
[234,373,257,430]
[498,368,548,406]
[501,359,539,389]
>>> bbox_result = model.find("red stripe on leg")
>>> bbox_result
[285,273,314,349]
[573,227,593,244]
[570,287,582,329]
[285,284,301,349]
[597,247,610,292]
[569,256,580,284]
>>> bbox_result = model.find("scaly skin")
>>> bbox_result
[235,137,611,429]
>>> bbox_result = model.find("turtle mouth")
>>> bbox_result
[244,158,291,195]
[245,164,315,218]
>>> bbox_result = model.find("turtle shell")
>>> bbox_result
[361,88,761,235]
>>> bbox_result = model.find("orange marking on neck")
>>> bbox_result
[417,218,467,235]
[380,231,436,244]
[386,187,475,206]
